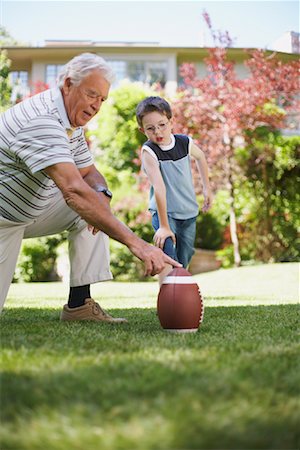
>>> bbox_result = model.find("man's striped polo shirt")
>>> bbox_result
[0,87,93,223]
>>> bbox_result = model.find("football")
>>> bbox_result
[157,267,204,333]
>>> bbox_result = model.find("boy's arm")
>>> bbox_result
[190,142,213,212]
[142,151,176,249]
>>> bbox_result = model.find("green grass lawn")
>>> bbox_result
[1,263,299,450]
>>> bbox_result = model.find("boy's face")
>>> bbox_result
[140,111,172,146]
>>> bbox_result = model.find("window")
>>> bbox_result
[9,71,29,102]
[108,60,127,86]
[147,62,167,87]
[107,60,167,87]
[46,64,64,88]
[128,61,145,82]
[10,71,29,87]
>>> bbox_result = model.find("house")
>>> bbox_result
[3,39,299,99]
[270,31,300,55]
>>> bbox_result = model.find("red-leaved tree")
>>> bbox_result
[171,11,300,265]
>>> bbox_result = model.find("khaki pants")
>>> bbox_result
[0,191,112,312]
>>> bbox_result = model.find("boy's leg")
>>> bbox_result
[175,217,197,269]
[0,218,25,312]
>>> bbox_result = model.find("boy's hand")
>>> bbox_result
[202,189,213,212]
[154,227,176,249]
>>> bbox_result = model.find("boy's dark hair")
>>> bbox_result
[136,96,172,127]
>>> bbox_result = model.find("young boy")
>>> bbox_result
[136,96,213,285]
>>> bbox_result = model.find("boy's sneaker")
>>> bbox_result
[60,298,128,323]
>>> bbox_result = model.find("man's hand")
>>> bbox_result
[87,224,100,235]
[153,227,176,249]
[129,241,181,276]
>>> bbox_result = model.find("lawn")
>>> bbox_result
[0,263,299,450]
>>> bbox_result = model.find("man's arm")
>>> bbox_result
[44,162,181,275]
[78,165,111,234]
[142,151,176,249]
[190,143,213,212]
[78,164,108,190]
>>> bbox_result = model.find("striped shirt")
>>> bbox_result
[0,88,93,223]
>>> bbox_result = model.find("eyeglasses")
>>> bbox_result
[144,122,169,134]
[82,88,107,103]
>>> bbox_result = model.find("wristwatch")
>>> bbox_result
[95,186,113,199]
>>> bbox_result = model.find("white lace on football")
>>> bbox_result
[162,276,196,284]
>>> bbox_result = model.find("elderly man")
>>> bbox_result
[0,53,180,321]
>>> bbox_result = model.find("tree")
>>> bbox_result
[0,25,19,46]
[235,129,300,262]
[0,26,25,110]
[0,50,11,111]
[171,11,300,266]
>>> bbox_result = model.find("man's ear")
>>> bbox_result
[62,77,72,95]
[139,127,145,135]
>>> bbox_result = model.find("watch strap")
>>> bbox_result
[94,186,113,199]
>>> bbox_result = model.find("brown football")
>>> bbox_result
[157,267,204,333]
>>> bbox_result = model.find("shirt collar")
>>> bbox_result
[52,87,75,135]
[159,134,175,151]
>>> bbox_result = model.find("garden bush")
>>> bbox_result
[194,212,224,250]
[235,130,300,263]
[15,235,65,282]
[89,81,155,174]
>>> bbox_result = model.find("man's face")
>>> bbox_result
[62,70,110,127]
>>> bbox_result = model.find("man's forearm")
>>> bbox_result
[46,162,146,256]
[82,166,108,190]
[64,182,144,251]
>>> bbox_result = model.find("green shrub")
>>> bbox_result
[195,212,224,250]
[0,49,12,112]
[110,194,154,281]
[109,241,147,282]
[15,236,64,282]
[89,81,155,174]
[216,245,234,268]
[235,130,300,263]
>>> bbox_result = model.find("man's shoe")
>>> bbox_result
[60,298,128,323]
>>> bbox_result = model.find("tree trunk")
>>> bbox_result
[261,160,273,261]
[229,201,241,267]
[227,158,241,267]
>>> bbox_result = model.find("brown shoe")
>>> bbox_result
[60,298,128,323]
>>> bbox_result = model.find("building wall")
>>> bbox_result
[5,44,299,98]
[271,31,300,54]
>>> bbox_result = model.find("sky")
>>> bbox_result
[0,0,299,49]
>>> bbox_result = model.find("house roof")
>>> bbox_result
[3,43,298,60]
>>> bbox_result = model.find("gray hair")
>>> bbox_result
[57,53,115,87]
